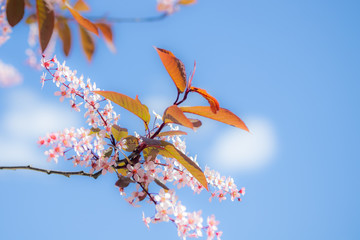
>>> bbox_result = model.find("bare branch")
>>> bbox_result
[65,13,168,24]
[0,165,102,179]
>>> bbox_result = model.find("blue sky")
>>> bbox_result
[1,0,360,239]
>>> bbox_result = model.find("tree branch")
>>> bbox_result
[65,13,168,23]
[0,165,102,179]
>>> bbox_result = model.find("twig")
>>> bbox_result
[64,13,168,24]
[0,165,102,179]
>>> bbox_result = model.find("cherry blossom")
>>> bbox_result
[39,56,245,239]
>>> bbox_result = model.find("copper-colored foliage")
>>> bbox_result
[6,0,25,27]
[155,47,187,93]
[163,105,194,129]
[180,106,249,131]
[36,0,54,52]
[56,18,71,56]
[190,86,220,113]
[79,25,94,61]
[66,2,98,36]
[93,91,150,125]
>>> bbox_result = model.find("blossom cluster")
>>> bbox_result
[157,0,196,14]
[0,0,11,46]
[39,56,120,174]
[40,56,245,239]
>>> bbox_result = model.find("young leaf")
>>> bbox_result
[36,0,54,52]
[190,86,220,113]
[157,130,187,137]
[73,0,90,11]
[178,0,197,5]
[93,91,150,125]
[65,2,98,36]
[122,136,139,152]
[188,118,202,129]
[154,47,187,93]
[180,106,249,131]
[115,176,134,188]
[111,125,128,142]
[6,0,25,27]
[79,25,95,61]
[142,138,208,191]
[25,14,36,24]
[96,22,116,53]
[103,147,113,158]
[154,178,169,191]
[163,105,194,129]
[56,18,72,56]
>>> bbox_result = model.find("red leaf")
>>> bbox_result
[157,130,188,137]
[36,0,54,53]
[65,2,98,36]
[163,105,194,129]
[154,47,187,93]
[178,0,197,5]
[180,106,249,131]
[56,18,71,56]
[96,22,116,53]
[79,25,94,61]
[6,0,25,27]
[190,86,220,113]
[73,0,90,11]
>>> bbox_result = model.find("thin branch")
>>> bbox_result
[0,165,102,179]
[64,13,168,23]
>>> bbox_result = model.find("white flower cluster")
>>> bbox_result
[0,0,11,46]
[40,56,245,239]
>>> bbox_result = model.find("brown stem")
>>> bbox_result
[0,165,102,179]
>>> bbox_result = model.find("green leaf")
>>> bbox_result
[180,106,249,131]
[36,0,55,52]
[6,0,25,27]
[142,137,208,190]
[163,105,194,129]
[111,125,128,142]
[93,91,150,126]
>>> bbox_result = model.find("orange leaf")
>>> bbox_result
[180,106,249,131]
[6,0,25,27]
[188,118,202,130]
[142,138,208,191]
[96,22,116,53]
[65,2,98,36]
[154,47,187,93]
[56,18,71,56]
[36,0,54,53]
[73,0,90,11]
[93,91,150,125]
[79,25,94,61]
[157,130,188,137]
[178,0,197,5]
[163,105,194,129]
[190,86,220,113]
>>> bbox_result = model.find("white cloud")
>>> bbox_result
[0,88,81,166]
[0,60,23,88]
[210,117,277,172]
